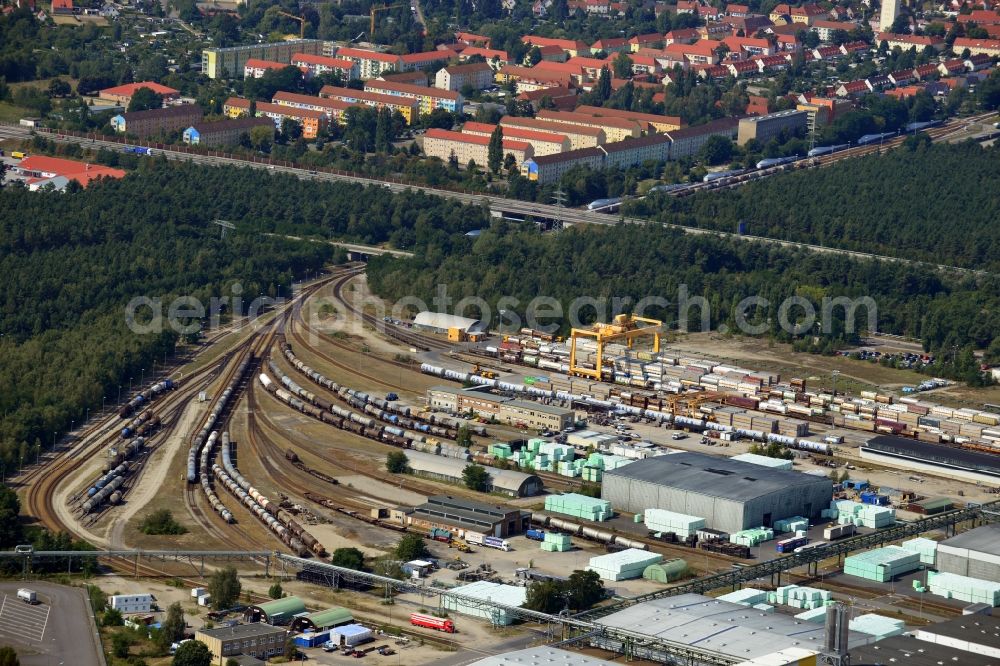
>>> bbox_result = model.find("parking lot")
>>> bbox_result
[0,582,102,666]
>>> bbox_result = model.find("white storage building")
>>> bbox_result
[730,453,794,471]
[110,593,154,614]
[442,581,527,626]
[587,549,663,581]
[601,452,832,534]
[466,648,617,666]
[596,593,870,663]
[936,524,1000,582]
[413,312,487,334]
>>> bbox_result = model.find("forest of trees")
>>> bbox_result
[628,141,1000,272]
[0,158,489,472]
[367,221,1000,370]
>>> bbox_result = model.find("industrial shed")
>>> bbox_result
[244,596,307,625]
[443,581,527,626]
[289,606,353,633]
[467,647,617,666]
[601,452,832,534]
[861,435,1000,484]
[413,311,487,334]
[935,524,1000,582]
[404,450,543,497]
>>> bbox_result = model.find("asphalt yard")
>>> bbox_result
[0,582,101,666]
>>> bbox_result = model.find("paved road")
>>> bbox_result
[0,581,104,666]
[0,124,987,276]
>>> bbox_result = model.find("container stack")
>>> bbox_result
[843,546,921,582]
[730,527,775,547]
[587,549,663,581]
[849,614,907,640]
[717,588,768,606]
[644,509,706,539]
[901,537,938,565]
[544,493,613,522]
[541,532,572,552]
[823,500,896,528]
[768,585,831,609]
[773,516,810,533]
[926,572,1000,606]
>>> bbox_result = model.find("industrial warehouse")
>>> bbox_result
[601,452,833,533]
[427,385,576,431]
[400,450,543,497]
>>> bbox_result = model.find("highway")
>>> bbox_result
[0,122,989,276]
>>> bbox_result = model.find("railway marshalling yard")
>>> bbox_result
[14,265,1000,665]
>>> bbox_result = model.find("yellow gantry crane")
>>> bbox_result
[370,3,407,36]
[569,314,662,380]
[277,10,306,39]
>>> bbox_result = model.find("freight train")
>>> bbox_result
[420,363,833,455]
[186,356,253,483]
[259,372,472,460]
[533,515,649,550]
[278,336,486,437]
[118,379,175,418]
[121,410,160,439]
[216,431,327,558]
[199,431,234,523]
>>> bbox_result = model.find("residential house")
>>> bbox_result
[516,86,578,111]
[400,49,457,72]
[223,97,251,118]
[521,35,593,57]
[573,105,682,131]
[459,47,510,67]
[811,19,857,42]
[629,33,665,51]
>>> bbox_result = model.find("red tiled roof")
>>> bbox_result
[425,128,531,151]
[100,81,179,97]
[256,102,327,119]
[462,121,568,144]
[272,91,354,112]
[401,49,457,64]
[291,54,355,69]
[337,48,401,63]
[244,58,291,70]
[224,96,251,109]
[18,155,126,186]
[365,80,461,100]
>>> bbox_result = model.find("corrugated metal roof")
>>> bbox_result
[604,452,829,501]
[466,648,616,666]
[412,311,485,332]
[939,523,1000,553]
[253,596,307,618]
[302,607,353,627]
[600,593,866,660]
[405,451,539,493]
[450,581,527,607]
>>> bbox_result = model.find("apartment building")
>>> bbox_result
[501,116,605,149]
[335,47,402,79]
[318,85,420,124]
[536,109,642,142]
[435,62,495,91]
[272,91,356,123]
[182,117,274,147]
[736,109,808,145]
[423,128,533,168]
[254,102,327,139]
[363,79,464,114]
[291,53,359,80]
[110,105,203,138]
[202,39,323,79]
[572,105,683,132]
[462,121,570,156]
[243,58,290,79]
